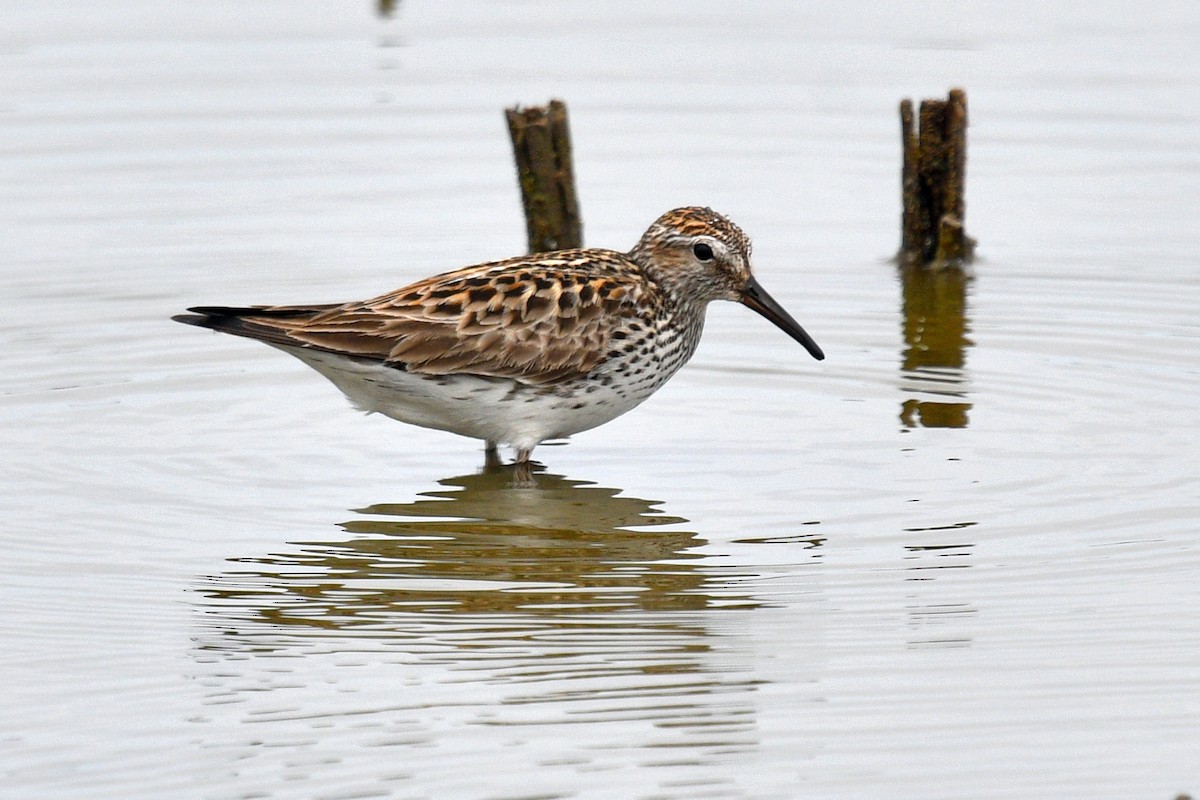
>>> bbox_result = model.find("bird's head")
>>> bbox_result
[630,206,824,361]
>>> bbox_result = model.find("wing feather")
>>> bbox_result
[227,249,653,385]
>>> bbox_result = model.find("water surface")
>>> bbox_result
[3,2,1199,798]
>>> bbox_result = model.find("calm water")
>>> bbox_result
[3,2,1199,798]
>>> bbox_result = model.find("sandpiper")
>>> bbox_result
[174,207,824,467]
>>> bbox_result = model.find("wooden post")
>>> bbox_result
[505,99,582,253]
[898,88,975,267]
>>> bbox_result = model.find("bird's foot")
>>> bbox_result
[480,443,537,486]
[511,448,535,486]
[511,460,534,486]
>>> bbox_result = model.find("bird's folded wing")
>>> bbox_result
[240,253,651,385]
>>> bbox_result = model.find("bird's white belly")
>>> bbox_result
[279,346,657,452]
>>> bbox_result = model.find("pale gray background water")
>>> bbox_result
[3,2,1198,798]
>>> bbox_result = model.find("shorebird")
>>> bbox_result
[174,207,824,468]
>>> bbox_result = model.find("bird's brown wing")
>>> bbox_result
[179,250,652,385]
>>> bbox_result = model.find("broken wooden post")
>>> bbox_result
[898,88,975,267]
[504,99,582,253]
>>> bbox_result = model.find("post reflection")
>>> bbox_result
[898,264,973,428]
[902,524,978,649]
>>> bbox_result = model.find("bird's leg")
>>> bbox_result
[512,447,534,485]
[483,440,502,469]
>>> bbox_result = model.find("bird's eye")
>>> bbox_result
[693,242,714,261]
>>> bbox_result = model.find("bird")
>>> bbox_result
[173,206,824,469]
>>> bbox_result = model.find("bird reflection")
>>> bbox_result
[192,469,764,771]
[898,264,973,428]
[196,466,755,645]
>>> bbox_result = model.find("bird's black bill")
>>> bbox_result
[740,276,825,361]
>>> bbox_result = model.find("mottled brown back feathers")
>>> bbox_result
[175,207,760,387]
[189,249,656,385]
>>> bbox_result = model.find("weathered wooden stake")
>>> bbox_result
[898,88,975,267]
[505,99,582,254]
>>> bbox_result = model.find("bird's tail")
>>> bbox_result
[171,304,338,347]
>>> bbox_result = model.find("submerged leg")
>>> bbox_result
[512,447,534,485]
[484,440,502,469]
